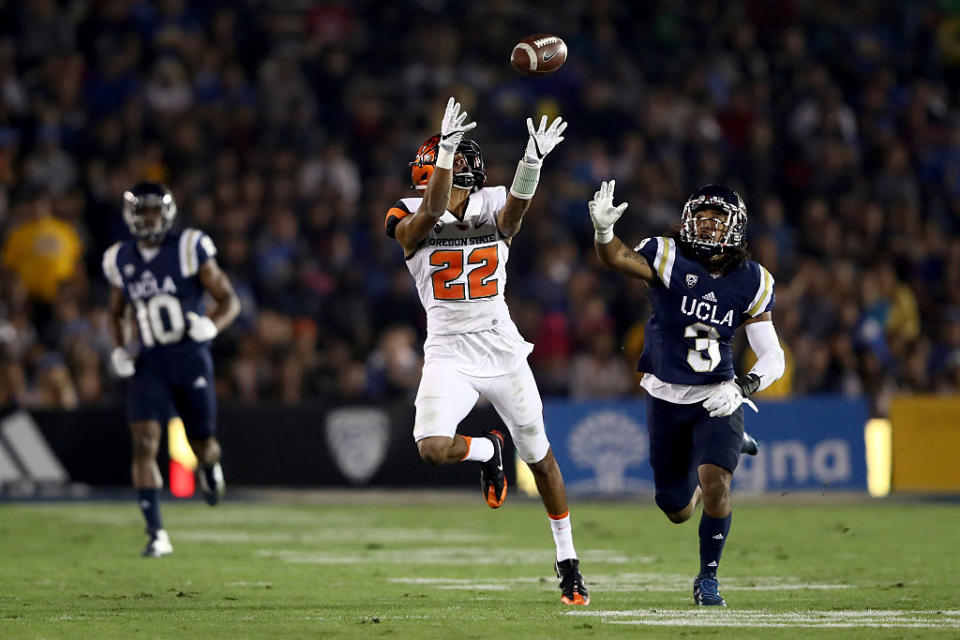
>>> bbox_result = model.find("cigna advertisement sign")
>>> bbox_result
[544,397,869,495]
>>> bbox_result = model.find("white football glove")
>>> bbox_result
[588,180,629,244]
[523,115,567,167]
[438,97,477,163]
[702,380,759,418]
[186,312,218,342]
[110,346,135,378]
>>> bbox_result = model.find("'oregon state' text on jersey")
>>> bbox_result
[634,236,775,386]
[102,228,216,353]
[386,187,513,335]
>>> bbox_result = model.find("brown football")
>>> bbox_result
[510,34,567,77]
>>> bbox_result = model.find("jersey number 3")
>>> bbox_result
[430,247,499,301]
[685,322,721,372]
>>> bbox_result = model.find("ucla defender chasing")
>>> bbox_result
[385,97,589,605]
[588,181,785,606]
[103,183,240,557]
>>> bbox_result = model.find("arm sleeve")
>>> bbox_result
[745,320,785,392]
[384,200,413,238]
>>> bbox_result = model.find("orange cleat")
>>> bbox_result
[557,558,590,606]
[479,430,507,508]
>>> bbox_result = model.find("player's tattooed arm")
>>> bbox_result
[595,235,656,282]
[197,258,241,332]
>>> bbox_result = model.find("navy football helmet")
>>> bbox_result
[680,184,747,256]
[122,182,177,243]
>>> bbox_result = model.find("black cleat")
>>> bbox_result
[479,431,507,508]
[556,558,590,606]
[198,462,225,506]
[741,431,759,456]
[694,574,726,606]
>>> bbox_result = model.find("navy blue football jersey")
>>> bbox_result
[635,236,775,385]
[102,228,217,353]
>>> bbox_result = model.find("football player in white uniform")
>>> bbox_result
[384,97,588,605]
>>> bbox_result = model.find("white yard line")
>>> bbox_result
[255,548,638,565]
[567,609,960,629]
[390,573,852,592]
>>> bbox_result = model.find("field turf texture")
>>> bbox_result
[1,493,958,638]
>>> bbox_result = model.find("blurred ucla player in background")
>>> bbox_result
[103,183,240,557]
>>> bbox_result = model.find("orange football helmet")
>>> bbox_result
[409,134,441,191]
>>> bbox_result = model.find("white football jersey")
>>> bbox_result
[390,186,513,335]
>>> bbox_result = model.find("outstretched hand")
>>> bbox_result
[524,115,567,166]
[588,180,629,243]
[439,97,477,153]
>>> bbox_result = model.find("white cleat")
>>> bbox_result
[142,529,173,558]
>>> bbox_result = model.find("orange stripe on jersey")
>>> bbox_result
[385,206,411,228]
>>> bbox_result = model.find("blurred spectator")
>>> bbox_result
[1,187,83,308]
[0,0,956,414]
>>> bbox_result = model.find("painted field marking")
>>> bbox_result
[390,574,852,593]
[255,548,641,565]
[178,527,495,544]
[566,609,960,629]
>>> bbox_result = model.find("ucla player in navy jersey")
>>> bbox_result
[588,181,785,606]
[103,183,240,557]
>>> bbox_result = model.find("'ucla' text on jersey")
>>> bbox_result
[635,236,775,385]
[102,229,216,352]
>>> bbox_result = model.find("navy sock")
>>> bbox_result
[698,512,731,577]
[137,488,163,533]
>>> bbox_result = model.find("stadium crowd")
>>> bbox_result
[0,0,958,417]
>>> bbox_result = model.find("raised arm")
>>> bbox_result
[396,97,476,253]
[497,115,567,238]
[589,180,656,282]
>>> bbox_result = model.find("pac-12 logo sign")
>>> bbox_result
[325,407,390,485]
[686,274,699,288]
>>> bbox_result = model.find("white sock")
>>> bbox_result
[460,436,494,462]
[549,511,577,562]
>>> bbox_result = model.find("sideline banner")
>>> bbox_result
[544,397,870,495]
[889,395,960,493]
[25,397,869,493]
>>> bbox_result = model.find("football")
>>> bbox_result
[510,34,567,77]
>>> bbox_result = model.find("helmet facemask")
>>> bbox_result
[409,135,485,193]
[123,186,177,243]
[680,186,747,257]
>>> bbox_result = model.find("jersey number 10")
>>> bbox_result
[430,247,499,301]
[132,294,186,347]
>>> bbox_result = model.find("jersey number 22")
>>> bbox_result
[430,247,499,301]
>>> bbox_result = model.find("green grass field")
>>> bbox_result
[1,493,958,638]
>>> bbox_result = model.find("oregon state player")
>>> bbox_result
[385,97,588,606]
[103,183,240,557]
[588,180,786,606]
